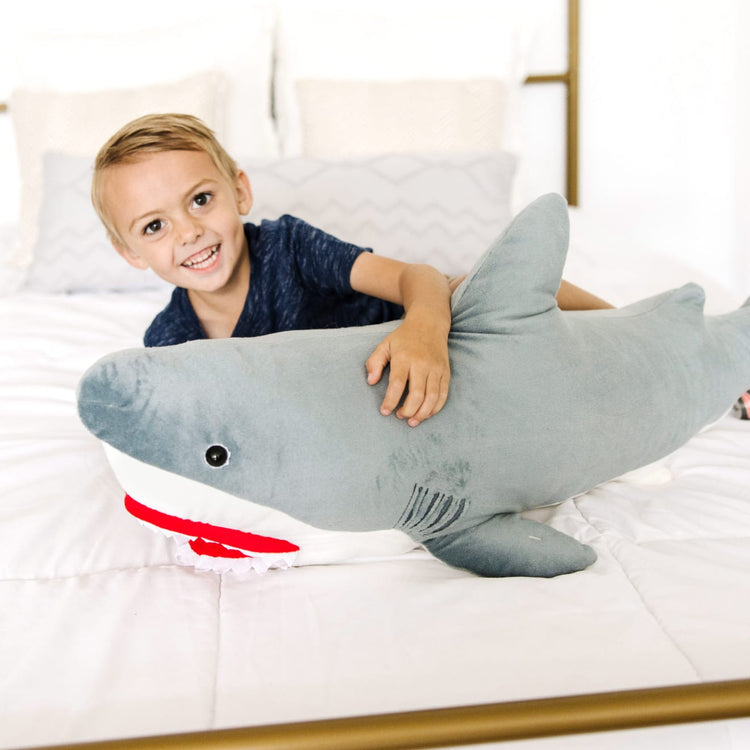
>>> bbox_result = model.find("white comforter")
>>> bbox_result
[2,267,750,748]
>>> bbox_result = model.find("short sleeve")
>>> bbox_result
[278,215,369,296]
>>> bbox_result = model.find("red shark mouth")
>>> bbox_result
[124,494,299,559]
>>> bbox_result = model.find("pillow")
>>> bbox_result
[77,194,750,577]
[24,153,169,294]
[10,3,278,158]
[0,224,21,296]
[294,79,510,158]
[6,72,225,292]
[22,151,515,292]
[274,0,536,156]
[565,208,744,315]
[243,152,517,275]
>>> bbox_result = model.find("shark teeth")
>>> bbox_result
[182,245,219,269]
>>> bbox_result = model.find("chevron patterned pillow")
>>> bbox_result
[243,152,517,276]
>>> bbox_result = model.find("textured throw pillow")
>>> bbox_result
[25,154,169,294]
[243,152,517,276]
[7,72,225,292]
[23,150,516,293]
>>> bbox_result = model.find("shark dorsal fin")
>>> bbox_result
[451,193,570,333]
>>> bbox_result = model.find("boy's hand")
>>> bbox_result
[365,312,450,427]
[349,254,454,426]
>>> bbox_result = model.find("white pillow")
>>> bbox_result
[243,152,517,276]
[294,79,510,158]
[565,208,744,315]
[0,224,20,295]
[274,0,537,156]
[6,72,226,291]
[11,3,278,158]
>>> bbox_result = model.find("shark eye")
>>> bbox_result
[205,444,230,468]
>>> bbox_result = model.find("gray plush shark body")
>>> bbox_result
[78,194,750,577]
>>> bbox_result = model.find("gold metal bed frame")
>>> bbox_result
[4,2,750,747]
[526,0,579,206]
[22,678,750,749]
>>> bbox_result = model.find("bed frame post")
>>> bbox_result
[566,0,580,206]
[524,0,580,205]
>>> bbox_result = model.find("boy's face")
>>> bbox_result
[102,150,253,293]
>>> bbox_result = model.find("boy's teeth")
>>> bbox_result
[183,246,218,268]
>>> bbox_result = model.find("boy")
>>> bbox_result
[92,113,610,427]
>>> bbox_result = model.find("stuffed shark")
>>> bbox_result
[77,194,750,577]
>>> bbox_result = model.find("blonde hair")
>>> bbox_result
[91,113,239,246]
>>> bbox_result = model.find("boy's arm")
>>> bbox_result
[556,280,614,310]
[350,253,452,427]
[446,276,613,311]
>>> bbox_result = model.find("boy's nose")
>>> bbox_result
[177,216,203,244]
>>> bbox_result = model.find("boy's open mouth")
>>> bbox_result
[182,244,220,269]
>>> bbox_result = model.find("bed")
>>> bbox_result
[2,1,750,748]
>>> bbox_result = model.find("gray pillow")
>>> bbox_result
[28,151,515,292]
[243,152,517,276]
[26,153,168,293]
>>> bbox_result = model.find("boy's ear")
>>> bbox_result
[111,237,149,270]
[235,170,253,216]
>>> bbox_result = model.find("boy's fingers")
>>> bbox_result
[396,376,427,421]
[448,274,467,294]
[434,378,450,415]
[365,346,390,385]
[399,372,442,426]
[380,363,409,416]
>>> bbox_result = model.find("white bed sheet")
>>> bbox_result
[2,223,750,749]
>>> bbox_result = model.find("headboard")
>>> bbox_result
[0,0,579,208]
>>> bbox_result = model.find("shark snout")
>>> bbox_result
[77,352,149,442]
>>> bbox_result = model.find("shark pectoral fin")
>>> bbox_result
[422,514,596,578]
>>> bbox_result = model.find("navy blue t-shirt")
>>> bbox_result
[144,216,404,347]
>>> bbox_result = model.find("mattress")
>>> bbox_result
[2,217,750,748]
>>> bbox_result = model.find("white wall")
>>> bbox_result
[736,0,750,291]
[580,0,748,294]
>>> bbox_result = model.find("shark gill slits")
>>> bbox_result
[397,484,467,536]
[205,444,230,468]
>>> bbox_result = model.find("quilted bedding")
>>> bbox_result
[2,235,750,748]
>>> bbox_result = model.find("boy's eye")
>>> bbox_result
[192,192,212,208]
[143,219,164,235]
